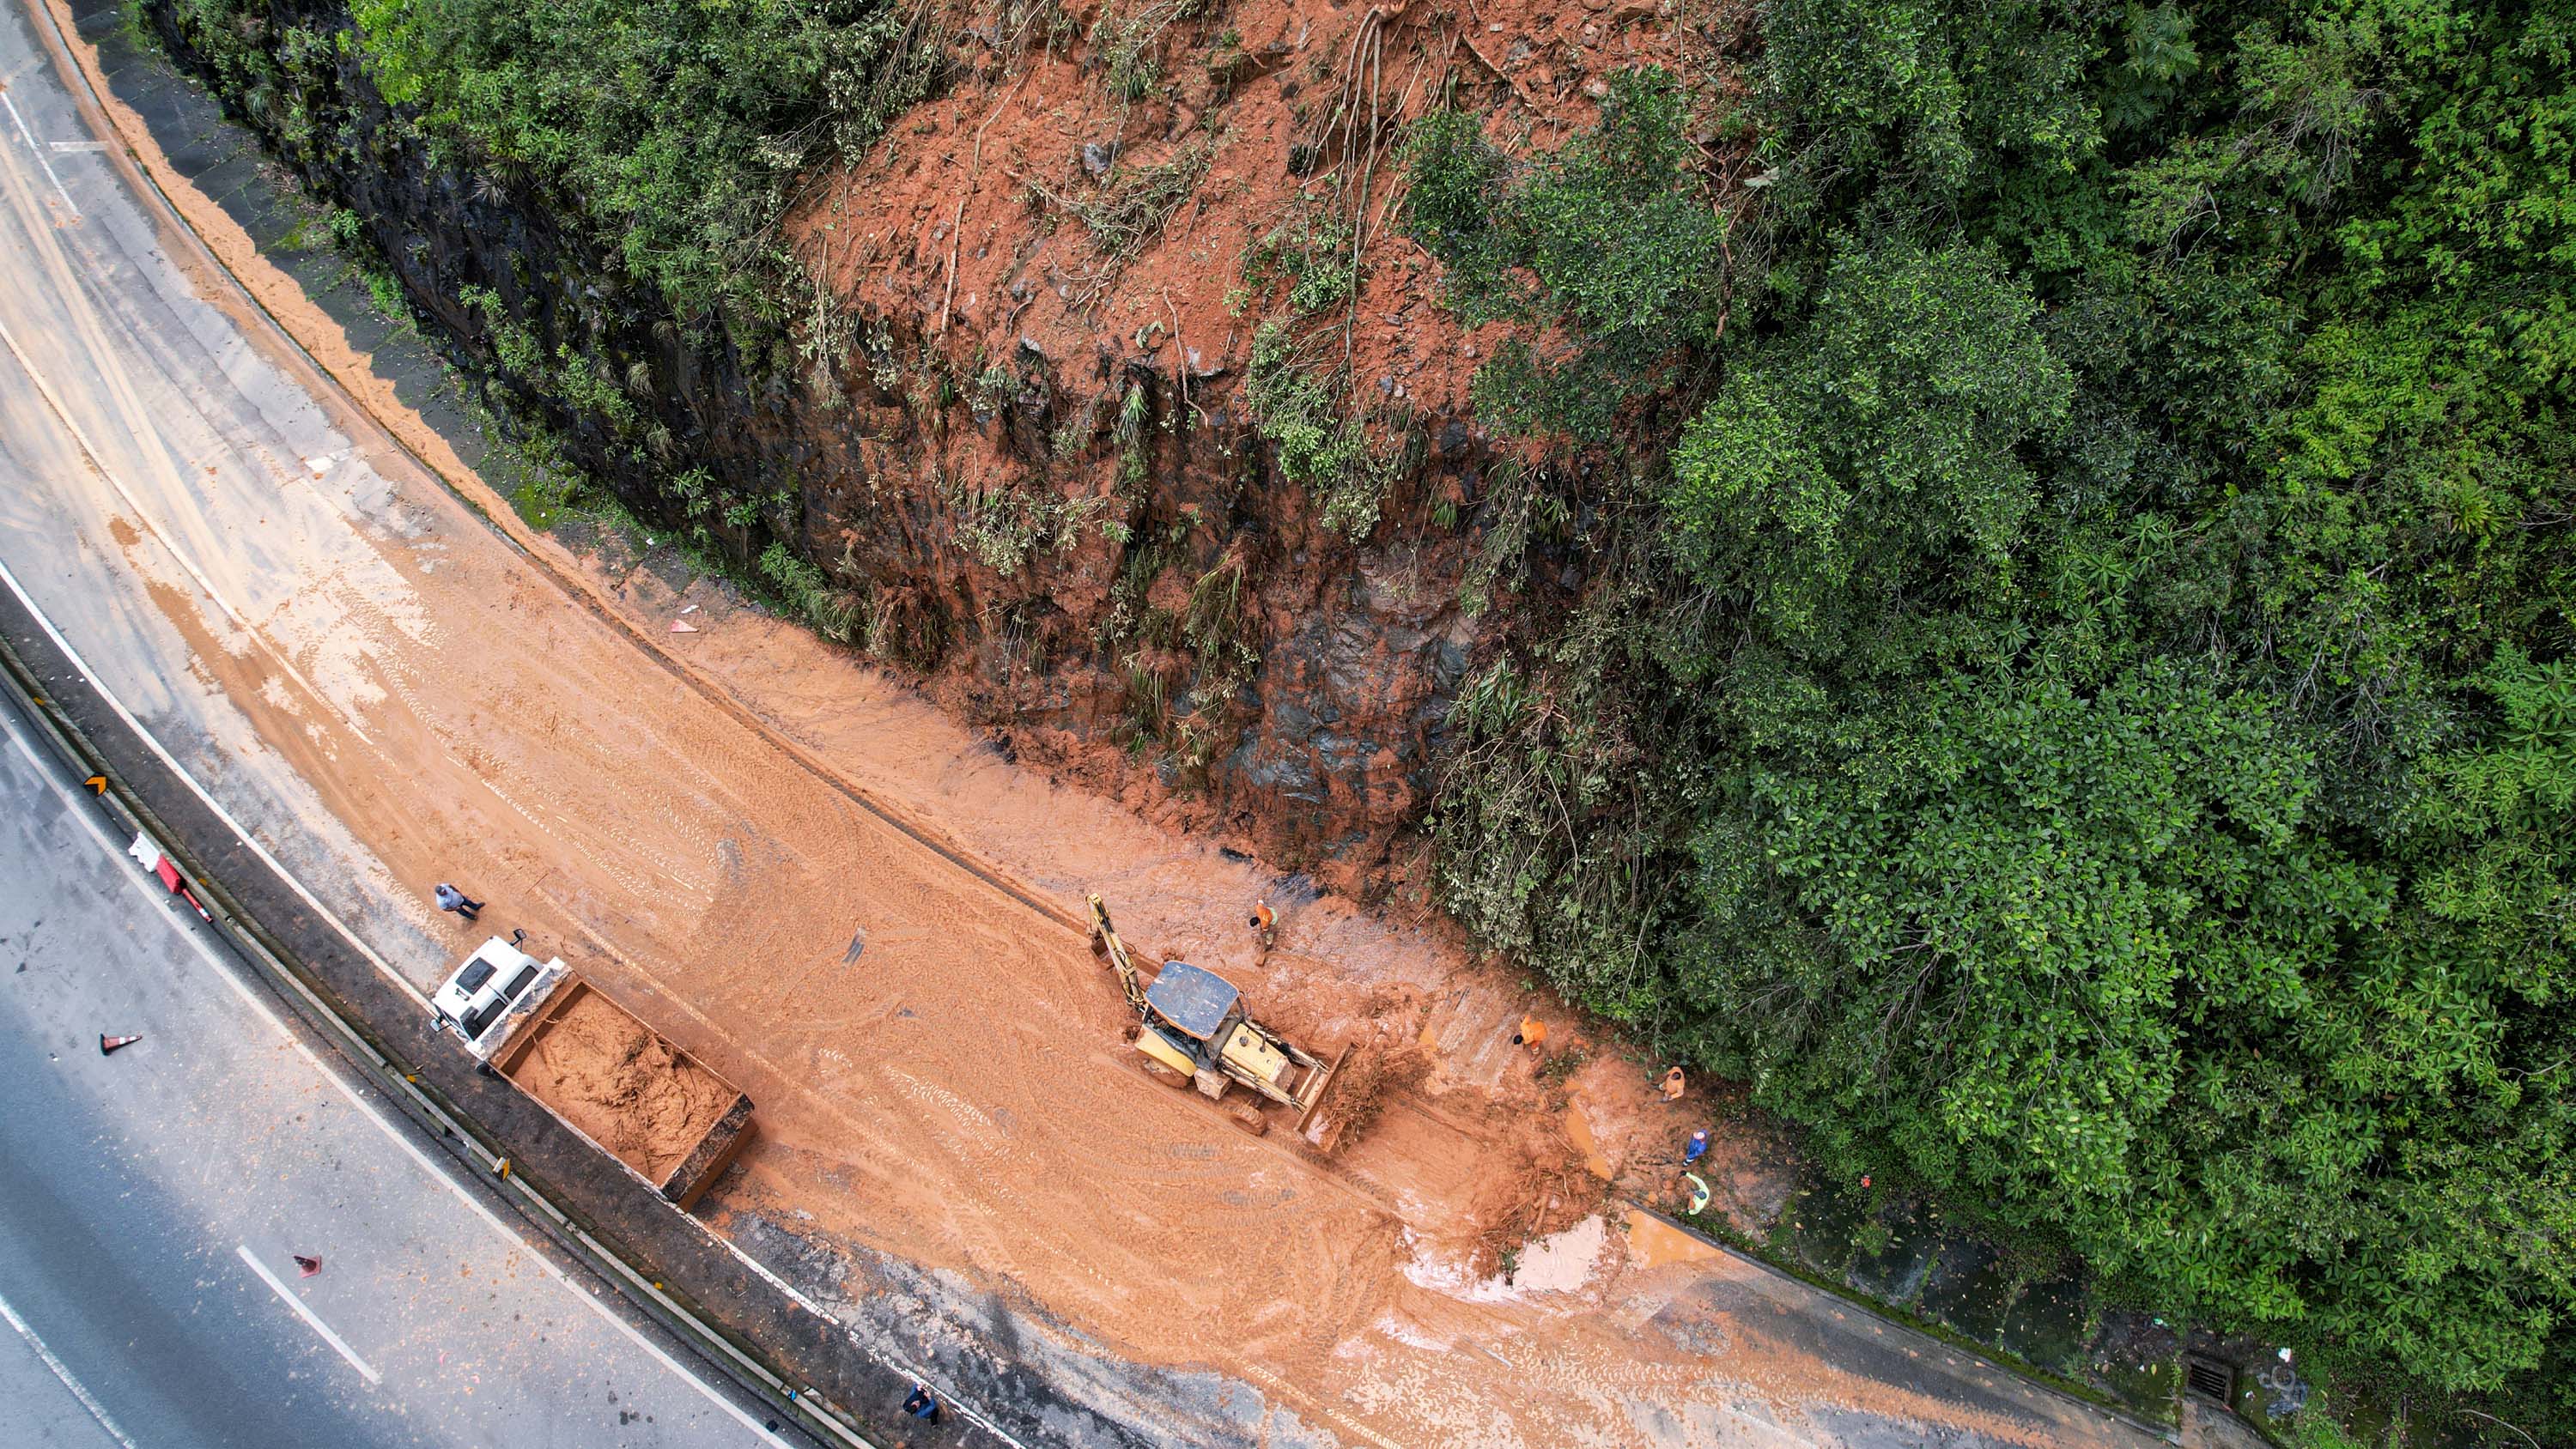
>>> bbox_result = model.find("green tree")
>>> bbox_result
[1413,0,2576,1428]
[1665,241,2072,658]
[348,0,930,314]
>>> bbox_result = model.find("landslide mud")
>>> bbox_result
[507,989,736,1181]
[22,5,2143,1443]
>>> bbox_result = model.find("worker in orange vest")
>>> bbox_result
[1249,899,1276,952]
[1661,1065,1686,1104]
[1514,1014,1547,1052]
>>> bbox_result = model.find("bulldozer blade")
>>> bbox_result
[1295,1042,1355,1137]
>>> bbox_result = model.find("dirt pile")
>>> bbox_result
[507,988,739,1180]
[1306,1039,1426,1154]
[53,0,2149,1438]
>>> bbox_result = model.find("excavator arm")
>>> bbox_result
[1087,894,1151,1016]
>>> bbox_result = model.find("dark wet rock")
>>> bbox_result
[1917,1237,2014,1343]
[1844,1205,1942,1306]
[1999,1277,2093,1375]
[143,0,1487,900]
[1778,1186,1865,1278]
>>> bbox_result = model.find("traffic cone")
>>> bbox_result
[99,1034,142,1056]
[293,1255,322,1277]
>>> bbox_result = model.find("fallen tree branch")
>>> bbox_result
[1456,30,1546,112]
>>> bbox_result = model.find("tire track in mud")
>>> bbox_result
[0,41,1588,1444]
[12,7,2179,1441]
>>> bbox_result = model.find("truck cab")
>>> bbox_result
[428,934,567,1060]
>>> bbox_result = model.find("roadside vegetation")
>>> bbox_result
[343,0,938,318]
[147,0,2573,1431]
[1411,0,2575,1437]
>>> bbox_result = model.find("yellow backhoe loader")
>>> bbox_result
[1087,894,1347,1136]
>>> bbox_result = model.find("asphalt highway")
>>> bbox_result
[0,0,2178,1440]
[0,698,801,1449]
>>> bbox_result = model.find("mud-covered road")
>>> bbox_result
[0,1,2165,1441]
[0,700,801,1449]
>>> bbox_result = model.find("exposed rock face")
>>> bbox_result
[140,0,1537,895]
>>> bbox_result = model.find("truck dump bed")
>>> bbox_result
[491,975,756,1210]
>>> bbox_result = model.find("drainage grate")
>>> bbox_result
[2184,1356,2237,1405]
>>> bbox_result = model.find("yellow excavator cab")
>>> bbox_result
[1134,1027,1198,1078]
[1087,894,1348,1131]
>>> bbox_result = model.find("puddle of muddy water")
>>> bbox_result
[1563,1099,1613,1180]
[1510,1214,1609,1293]
[1623,1210,1722,1270]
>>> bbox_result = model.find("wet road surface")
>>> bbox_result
[0,0,2174,1442]
[0,695,805,1448]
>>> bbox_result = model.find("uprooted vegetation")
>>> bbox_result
[141,0,2576,1435]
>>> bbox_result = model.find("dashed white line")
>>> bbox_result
[0,710,793,1447]
[234,1244,383,1385]
[0,1285,142,1449]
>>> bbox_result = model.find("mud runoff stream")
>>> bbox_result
[0,9,2158,1440]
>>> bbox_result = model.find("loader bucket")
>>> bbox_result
[1293,1042,1354,1137]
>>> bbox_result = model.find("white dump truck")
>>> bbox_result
[429,935,757,1211]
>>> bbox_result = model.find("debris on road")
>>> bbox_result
[1090,894,1347,1137]
[125,832,212,921]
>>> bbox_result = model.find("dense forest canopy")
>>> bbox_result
[1411,0,2576,1430]
[157,0,2574,1428]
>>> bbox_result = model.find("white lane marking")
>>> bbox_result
[0,714,793,1447]
[234,1244,383,1385]
[0,92,79,219]
[0,1286,142,1449]
[49,141,109,155]
[0,550,429,1009]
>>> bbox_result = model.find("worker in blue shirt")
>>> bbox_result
[903,1384,941,1424]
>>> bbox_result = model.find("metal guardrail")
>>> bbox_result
[0,565,882,1449]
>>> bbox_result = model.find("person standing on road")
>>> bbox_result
[903,1384,941,1424]
[433,882,484,922]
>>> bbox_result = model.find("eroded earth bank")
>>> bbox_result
[0,0,2170,1442]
